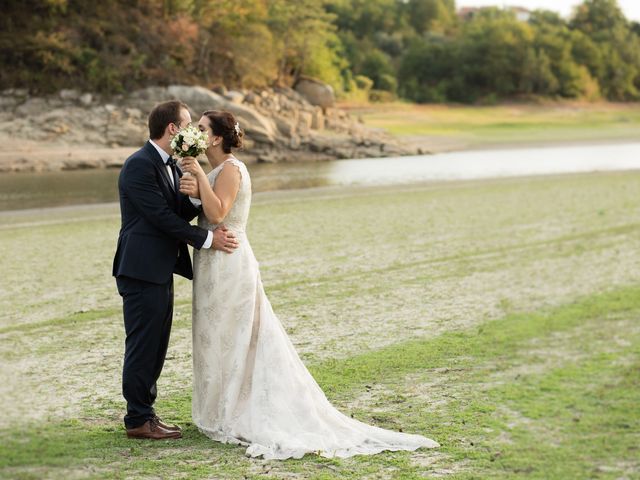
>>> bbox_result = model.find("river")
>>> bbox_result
[1,142,639,212]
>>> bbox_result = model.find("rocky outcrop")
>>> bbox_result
[0,84,415,172]
[294,77,335,110]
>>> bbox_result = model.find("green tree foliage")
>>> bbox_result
[0,0,341,93]
[570,0,640,99]
[398,0,640,102]
[406,0,456,34]
[0,0,638,103]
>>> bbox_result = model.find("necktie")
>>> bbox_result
[166,157,178,194]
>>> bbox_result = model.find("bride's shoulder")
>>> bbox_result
[219,156,249,181]
[225,156,245,167]
[222,156,248,173]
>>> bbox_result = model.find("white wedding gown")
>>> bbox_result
[192,157,439,459]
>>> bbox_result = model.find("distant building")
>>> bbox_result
[457,7,482,21]
[457,5,531,22]
[508,6,531,22]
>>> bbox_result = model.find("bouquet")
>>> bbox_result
[170,124,209,158]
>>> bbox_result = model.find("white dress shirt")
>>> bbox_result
[149,140,213,249]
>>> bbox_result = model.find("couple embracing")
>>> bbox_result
[112,100,438,459]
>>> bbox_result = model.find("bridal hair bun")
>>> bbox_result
[202,110,244,153]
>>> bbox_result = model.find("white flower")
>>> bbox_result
[172,124,209,157]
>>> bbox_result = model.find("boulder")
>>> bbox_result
[274,86,308,104]
[311,109,324,130]
[3,88,28,97]
[273,115,296,138]
[59,89,80,101]
[225,101,279,144]
[243,92,261,106]
[15,97,48,117]
[0,96,18,110]
[298,111,313,131]
[294,77,335,109]
[166,85,227,114]
[224,90,245,104]
[79,93,93,106]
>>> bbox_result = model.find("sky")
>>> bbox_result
[456,0,640,21]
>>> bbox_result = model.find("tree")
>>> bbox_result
[570,0,627,34]
[398,36,460,103]
[361,50,396,92]
[267,0,343,88]
[457,10,534,99]
[570,0,640,99]
[405,0,455,35]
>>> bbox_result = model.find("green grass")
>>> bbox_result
[2,171,640,478]
[346,102,640,150]
[1,286,639,479]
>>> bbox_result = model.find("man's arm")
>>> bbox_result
[177,174,203,221]
[121,158,208,249]
[180,195,202,222]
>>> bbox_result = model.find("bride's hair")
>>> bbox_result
[202,110,243,153]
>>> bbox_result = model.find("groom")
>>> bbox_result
[112,100,238,440]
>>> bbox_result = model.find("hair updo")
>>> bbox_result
[202,110,243,154]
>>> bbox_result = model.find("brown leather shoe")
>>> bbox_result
[153,415,182,433]
[126,418,182,440]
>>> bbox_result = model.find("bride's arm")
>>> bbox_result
[181,157,241,225]
[199,165,241,224]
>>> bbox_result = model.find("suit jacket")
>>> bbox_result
[112,141,208,284]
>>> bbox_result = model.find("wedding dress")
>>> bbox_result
[192,157,439,459]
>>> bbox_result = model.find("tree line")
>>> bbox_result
[1,0,639,103]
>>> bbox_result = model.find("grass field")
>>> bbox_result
[345,102,640,152]
[1,171,640,479]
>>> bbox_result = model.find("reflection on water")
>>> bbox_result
[0,169,122,212]
[0,163,335,212]
[1,142,639,212]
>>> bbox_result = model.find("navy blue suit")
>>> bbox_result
[113,141,208,428]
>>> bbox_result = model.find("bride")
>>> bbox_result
[179,110,439,460]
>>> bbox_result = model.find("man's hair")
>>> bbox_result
[148,100,189,140]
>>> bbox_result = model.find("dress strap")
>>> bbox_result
[215,156,246,184]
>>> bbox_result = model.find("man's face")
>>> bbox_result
[169,108,192,136]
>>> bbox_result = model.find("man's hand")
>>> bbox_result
[212,225,239,253]
[179,175,200,198]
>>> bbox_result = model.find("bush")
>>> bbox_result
[368,89,396,102]
[360,49,396,91]
[354,75,374,91]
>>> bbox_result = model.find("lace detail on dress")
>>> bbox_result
[198,157,251,235]
[191,156,439,459]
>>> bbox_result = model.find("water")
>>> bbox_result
[1,142,639,212]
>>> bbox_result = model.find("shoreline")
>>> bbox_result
[1,135,639,174]
[3,98,640,173]
[2,168,638,217]
[405,134,640,154]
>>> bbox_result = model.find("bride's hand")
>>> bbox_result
[180,156,205,178]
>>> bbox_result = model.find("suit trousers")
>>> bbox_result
[116,275,174,429]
